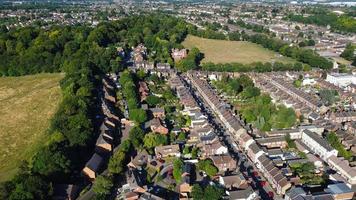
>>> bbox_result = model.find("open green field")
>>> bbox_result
[182,35,296,64]
[0,73,63,182]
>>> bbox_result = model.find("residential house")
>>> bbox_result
[327,155,356,185]
[329,111,356,123]
[53,184,80,200]
[150,107,165,118]
[257,155,291,195]
[128,150,149,170]
[219,174,248,190]
[189,111,209,128]
[171,48,188,61]
[256,136,288,149]
[155,144,181,158]
[246,142,265,164]
[201,140,228,157]
[145,118,169,135]
[227,186,258,200]
[179,163,193,197]
[210,154,237,173]
[301,130,338,161]
[285,183,354,200]
[82,153,103,180]
[138,81,149,102]
[95,131,113,153]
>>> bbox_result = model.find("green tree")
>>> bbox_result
[191,184,204,199]
[31,144,70,178]
[327,132,353,160]
[177,132,186,141]
[197,159,218,177]
[191,184,224,200]
[93,175,113,197]
[129,108,147,124]
[129,126,145,149]
[173,158,184,182]
[145,95,161,107]
[319,89,338,106]
[143,132,168,150]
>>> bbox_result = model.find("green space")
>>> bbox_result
[326,132,353,161]
[182,35,296,64]
[0,73,63,182]
[290,162,327,185]
[212,75,297,131]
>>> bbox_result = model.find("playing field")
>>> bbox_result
[182,35,296,64]
[0,73,63,182]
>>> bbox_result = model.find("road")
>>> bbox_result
[182,75,276,200]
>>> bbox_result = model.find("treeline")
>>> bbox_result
[202,61,305,72]
[0,25,122,76]
[286,13,356,33]
[248,34,333,69]
[175,47,204,72]
[188,23,332,70]
[0,14,189,76]
[188,24,226,40]
[0,41,102,199]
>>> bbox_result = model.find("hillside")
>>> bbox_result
[0,73,63,182]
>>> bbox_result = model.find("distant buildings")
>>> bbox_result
[326,73,356,88]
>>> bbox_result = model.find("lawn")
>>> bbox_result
[0,73,63,182]
[182,35,296,64]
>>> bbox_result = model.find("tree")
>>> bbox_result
[8,174,52,200]
[319,89,338,106]
[327,132,353,160]
[31,144,71,178]
[93,175,113,197]
[177,132,186,141]
[183,146,190,155]
[197,159,218,177]
[240,86,260,99]
[205,185,224,200]
[145,95,161,107]
[143,132,168,150]
[129,126,145,149]
[340,43,355,61]
[191,147,199,159]
[191,184,224,200]
[173,158,184,182]
[176,47,203,72]
[307,39,315,46]
[108,140,131,175]
[108,150,126,174]
[285,133,296,149]
[191,184,204,199]
[129,109,147,124]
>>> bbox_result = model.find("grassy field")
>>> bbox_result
[182,35,296,64]
[0,73,63,182]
